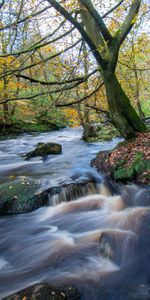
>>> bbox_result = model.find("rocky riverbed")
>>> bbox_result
[0,128,150,300]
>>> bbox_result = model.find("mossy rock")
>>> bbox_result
[83,123,120,142]
[113,152,150,183]
[25,142,62,160]
[3,283,81,300]
[0,178,48,214]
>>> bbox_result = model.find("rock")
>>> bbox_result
[82,123,120,142]
[128,284,150,300]
[99,232,114,259]
[91,132,150,185]
[24,143,62,160]
[91,150,111,173]
[0,178,48,215]
[3,283,81,300]
[0,179,100,215]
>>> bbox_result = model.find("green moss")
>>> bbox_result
[113,152,149,181]
[25,142,62,160]
[0,122,61,140]
[0,178,40,214]
[84,123,120,142]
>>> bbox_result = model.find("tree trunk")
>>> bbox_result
[102,71,147,139]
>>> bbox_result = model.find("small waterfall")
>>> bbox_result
[36,168,111,207]
[0,181,150,299]
[47,181,108,206]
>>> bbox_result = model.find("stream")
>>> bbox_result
[0,127,121,187]
[0,127,150,300]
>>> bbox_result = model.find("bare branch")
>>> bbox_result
[10,0,24,53]
[0,26,75,57]
[0,38,82,78]
[86,105,110,117]
[0,5,51,32]
[102,0,124,18]
[0,74,100,104]
[46,0,104,66]
[16,69,100,86]
[118,60,150,71]
[56,81,104,107]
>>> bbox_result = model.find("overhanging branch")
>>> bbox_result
[0,76,101,104]
[0,38,82,78]
[56,81,104,107]
[0,26,75,57]
[16,68,100,86]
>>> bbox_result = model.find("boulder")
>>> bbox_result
[0,178,48,215]
[0,180,100,215]
[3,283,81,300]
[25,142,62,160]
[82,123,120,142]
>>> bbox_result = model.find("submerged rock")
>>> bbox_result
[3,283,81,300]
[24,142,62,160]
[99,232,114,259]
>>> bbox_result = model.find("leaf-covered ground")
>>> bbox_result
[91,132,150,184]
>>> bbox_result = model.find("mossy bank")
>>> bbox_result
[91,132,150,184]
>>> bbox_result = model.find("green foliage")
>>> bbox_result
[113,152,149,181]
[30,96,69,128]
[83,123,120,142]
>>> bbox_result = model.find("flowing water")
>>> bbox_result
[0,127,150,300]
[0,127,121,187]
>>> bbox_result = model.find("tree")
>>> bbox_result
[117,32,150,120]
[0,0,148,137]
[45,0,147,138]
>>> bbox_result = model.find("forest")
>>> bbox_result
[0,1,150,300]
[0,0,149,136]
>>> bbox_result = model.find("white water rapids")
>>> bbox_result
[0,128,149,300]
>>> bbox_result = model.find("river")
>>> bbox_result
[0,127,150,300]
[0,127,121,187]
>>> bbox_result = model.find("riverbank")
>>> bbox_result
[0,122,63,140]
[91,132,150,185]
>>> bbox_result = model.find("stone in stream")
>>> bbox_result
[99,232,114,259]
[2,283,81,300]
[98,229,136,265]
[0,178,48,215]
[24,142,62,160]
[0,179,100,215]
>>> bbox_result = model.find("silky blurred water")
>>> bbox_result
[0,127,122,188]
[1,128,149,300]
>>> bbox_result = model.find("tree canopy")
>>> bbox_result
[0,0,149,138]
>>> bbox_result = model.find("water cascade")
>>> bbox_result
[0,128,149,299]
[0,182,150,300]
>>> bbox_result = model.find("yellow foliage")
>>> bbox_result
[62,0,79,12]
[63,108,80,126]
